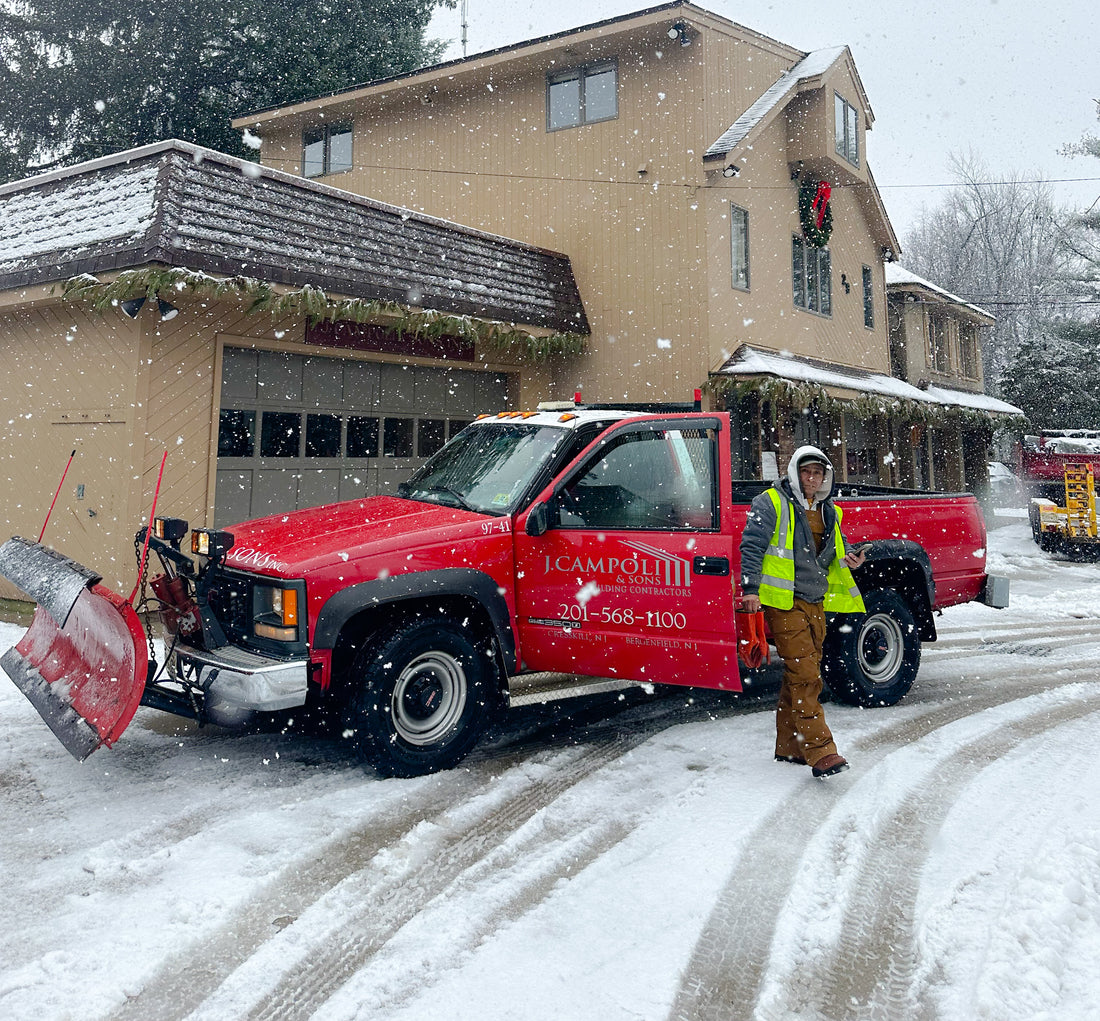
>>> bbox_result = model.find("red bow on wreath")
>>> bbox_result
[811,181,832,229]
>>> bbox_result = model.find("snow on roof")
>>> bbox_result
[0,162,158,261]
[704,47,846,160]
[885,263,994,322]
[717,345,1022,416]
[0,140,589,332]
[924,385,1023,417]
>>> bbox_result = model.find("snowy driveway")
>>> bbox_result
[1,518,1098,1021]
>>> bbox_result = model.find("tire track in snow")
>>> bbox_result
[929,617,1100,650]
[107,680,765,1021]
[197,738,644,1021]
[111,729,651,1021]
[810,693,1100,1021]
[666,664,1100,1021]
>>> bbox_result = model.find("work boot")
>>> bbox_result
[774,753,807,765]
[811,753,849,778]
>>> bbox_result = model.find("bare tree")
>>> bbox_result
[901,152,1077,391]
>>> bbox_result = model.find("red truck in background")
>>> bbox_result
[1019,430,1100,502]
[1,405,1008,776]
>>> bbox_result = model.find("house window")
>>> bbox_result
[959,322,979,379]
[792,235,832,316]
[834,94,859,166]
[731,204,750,290]
[929,314,950,373]
[303,123,352,178]
[862,265,874,328]
[547,62,618,130]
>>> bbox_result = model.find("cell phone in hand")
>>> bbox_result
[849,542,872,556]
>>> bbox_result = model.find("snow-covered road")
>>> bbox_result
[1,517,1098,1021]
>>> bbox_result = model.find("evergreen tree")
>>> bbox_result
[0,0,453,183]
[1000,320,1100,428]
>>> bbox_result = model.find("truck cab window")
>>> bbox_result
[557,426,717,530]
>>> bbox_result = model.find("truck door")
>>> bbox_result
[513,417,739,690]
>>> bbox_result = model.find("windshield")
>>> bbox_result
[399,422,567,515]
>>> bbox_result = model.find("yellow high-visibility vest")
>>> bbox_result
[758,487,865,613]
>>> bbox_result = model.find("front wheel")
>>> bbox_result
[822,588,921,707]
[346,617,497,777]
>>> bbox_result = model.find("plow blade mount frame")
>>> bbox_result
[0,538,147,761]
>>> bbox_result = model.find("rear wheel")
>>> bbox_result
[346,617,497,777]
[823,588,921,707]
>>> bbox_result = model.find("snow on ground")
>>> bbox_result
[1,516,1099,1020]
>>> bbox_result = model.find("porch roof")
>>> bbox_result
[714,345,1023,416]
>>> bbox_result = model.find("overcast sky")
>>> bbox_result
[427,0,1099,248]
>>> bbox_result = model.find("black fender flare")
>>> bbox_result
[312,568,517,672]
[851,539,937,641]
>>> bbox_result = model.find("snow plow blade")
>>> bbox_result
[0,538,147,761]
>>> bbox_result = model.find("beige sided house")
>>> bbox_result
[0,142,586,596]
[235,0,1014,485]
[885,263,1017,490]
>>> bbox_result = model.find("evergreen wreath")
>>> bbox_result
[798,177,834,248]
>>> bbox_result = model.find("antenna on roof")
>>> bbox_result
[461,0,469,57]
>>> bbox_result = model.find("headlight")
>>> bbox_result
[192,528,234,558]
[253,583,302,642]
[154,517,189,543]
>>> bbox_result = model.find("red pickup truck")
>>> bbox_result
[0,407,1007,776]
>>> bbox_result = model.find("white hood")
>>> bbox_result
[786,444,835,509]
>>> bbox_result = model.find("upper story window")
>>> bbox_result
[731,204,750,290]
[834,94,859,167]
[929,314,950,373]
[547,61,618,131]
[792,235,831,316]
[959,322,980,379]
[862,265,874,328]
[303,123,353,178]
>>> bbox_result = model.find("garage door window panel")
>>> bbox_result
[384,417,415,458]
[347,416,380,458]
[418,419,447,458]
[261,412,302,457]
[306,413,342,457]
[218,410,255,458]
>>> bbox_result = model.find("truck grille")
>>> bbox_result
[205,571,253,642]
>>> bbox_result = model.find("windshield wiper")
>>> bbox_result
[401,484,478,513]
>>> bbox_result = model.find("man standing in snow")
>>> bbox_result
[739,446,866,778]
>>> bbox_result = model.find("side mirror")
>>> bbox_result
[525,502,550,537]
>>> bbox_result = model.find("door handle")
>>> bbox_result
[692,555,729,576]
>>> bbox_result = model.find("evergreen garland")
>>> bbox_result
[704,374,1027,431]
[59,268,586,363]
[798,177,834,248]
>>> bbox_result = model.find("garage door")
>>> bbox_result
[214,348,513,525]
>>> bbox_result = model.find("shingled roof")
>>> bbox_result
[0,140,589,333]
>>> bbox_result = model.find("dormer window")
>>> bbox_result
[547,61,618,131]
[834,94,859,167]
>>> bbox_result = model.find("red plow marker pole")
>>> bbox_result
[38,449,77,543]
[129,450,169,606]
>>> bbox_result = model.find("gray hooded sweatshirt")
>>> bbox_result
[739,444,847,605]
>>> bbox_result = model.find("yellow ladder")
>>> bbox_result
[1063,465,1098,538]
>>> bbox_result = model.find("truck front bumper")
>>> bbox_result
[168,644,309,712]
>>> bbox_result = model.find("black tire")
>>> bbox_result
[822,588,921,707]
[346,617,497,777]
[1028,500,1043,546]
